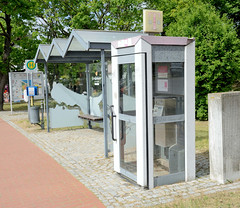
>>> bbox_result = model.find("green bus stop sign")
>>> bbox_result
[26,60,36,70]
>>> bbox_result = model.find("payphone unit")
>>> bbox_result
[111,36,195,188]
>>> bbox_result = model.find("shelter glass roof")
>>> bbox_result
[34,29,146,64]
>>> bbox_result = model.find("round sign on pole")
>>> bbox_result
[27,61,36,70]
[25,60,38,72]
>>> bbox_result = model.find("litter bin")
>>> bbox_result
[29,106,40,124]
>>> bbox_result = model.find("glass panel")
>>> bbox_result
[119,63,136,116]
[49,82,103,129]
[120,121,137,175]
[118,62,136,177]
[152,62,185,178]
[90,62,102,97]
[152,62,184,98]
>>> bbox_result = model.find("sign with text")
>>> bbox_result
[158,65,168,78]
[27,86,38,96]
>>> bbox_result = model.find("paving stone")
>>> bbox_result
[1,111,240,207]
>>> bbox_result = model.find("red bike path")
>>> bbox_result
[0,118,105,208]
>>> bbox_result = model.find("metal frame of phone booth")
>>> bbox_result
[111,36,195,189]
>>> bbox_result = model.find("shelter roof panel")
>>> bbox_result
[74,29,145,44]
[63,29,147,56]
[54,38,68,51]
[68,37,86,51]
[34,30,148,64]
[46,38,69,60]
[50,46,60,56]
[34,44,51,63]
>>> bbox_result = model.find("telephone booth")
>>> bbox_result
[111,36,195,189]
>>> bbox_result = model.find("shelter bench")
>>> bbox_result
[78,114,103,122]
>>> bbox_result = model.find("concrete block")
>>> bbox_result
[208,91,240,184]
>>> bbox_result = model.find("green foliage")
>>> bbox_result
[0,0,34,19]
[146,0,190,35]
[206,0,240,37]
[0,0,39,71]
[1,0,240,118]
[33,0,71,43]
[95,0,143,31]
[165,1,240,120]
[10,23,40,70]
[70,4,98,29]
[34,0,144,42]
[33,0,144,93]
[70,0,144,31]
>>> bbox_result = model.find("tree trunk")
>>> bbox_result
[0,73,8,110]
[0,13,11,111]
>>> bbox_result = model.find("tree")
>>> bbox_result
[33,0,144,91]
[207,0,240,37]
[39,0,144,32]
[165,1,240,120]
[87,0,143,31]
[0,0,39,110]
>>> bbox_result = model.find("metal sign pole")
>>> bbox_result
[27,72,31,118]
[31,72,33,86]
[31,72,34,106]
[101,49,108,158]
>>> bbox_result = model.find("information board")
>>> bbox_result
[9,72,44,102]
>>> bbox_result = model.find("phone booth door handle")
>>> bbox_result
[110,105,117,141]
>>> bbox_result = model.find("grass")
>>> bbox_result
[3,101,28,111]
[157,188,240,208]
[195,120,209,153]
[156,121,240,208]
[3,101,91,132]
[3,101,42,111]
[13,116,46,133]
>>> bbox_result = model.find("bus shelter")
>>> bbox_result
[34,30,147,158]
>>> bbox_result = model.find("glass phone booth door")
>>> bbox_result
[112,52,147,186]
[118,62,137,180]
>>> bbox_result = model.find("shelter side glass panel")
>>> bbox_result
[119,63,137,178]
[152,62,185,184]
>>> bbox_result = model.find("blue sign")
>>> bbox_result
[27,86,38,96]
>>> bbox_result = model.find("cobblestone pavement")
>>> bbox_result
[1,111,240,207]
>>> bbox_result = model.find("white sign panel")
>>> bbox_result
[24,60,38,73]
[157,79,168,92]
[9,72,44,102]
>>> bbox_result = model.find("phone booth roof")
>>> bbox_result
[112,36,195,49]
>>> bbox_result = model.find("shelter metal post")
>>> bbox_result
[86,64,92,129]
[101,49,108,158]
[44,63,50,132]
[9,73,13,114]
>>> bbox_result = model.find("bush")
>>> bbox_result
[165,1,240,120]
